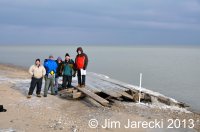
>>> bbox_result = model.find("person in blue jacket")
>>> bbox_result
[44,55,58,97]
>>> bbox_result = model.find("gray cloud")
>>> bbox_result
[0,0,200,45]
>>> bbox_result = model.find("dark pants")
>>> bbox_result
[77,70,86,85]
[62,75,72,88]
[28,77,43,95]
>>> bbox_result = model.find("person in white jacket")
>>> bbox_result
[27,59,46,98]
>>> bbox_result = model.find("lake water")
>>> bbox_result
[0,45,200,112]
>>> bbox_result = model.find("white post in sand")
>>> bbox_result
[138,73,142,104]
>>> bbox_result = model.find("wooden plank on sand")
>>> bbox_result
[118,91,133,100]
[74,87,109,106]
[58,88,74,94]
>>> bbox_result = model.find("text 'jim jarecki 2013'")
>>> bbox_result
[88,118,196,129]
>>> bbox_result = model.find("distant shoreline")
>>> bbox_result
[1,44,200,49]
[0,62,28,71]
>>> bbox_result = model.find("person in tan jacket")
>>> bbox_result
[27,59,46,98]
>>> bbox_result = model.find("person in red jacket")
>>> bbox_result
[75,47,88,88]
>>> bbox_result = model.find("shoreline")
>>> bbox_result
[0,62,29,71]
[1,44,200,49]
[0,63,200,132]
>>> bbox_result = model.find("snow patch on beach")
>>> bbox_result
[0,128,18,132]
[0,75,30,84]
[137,102,191,113]
[0,75,31,92]
[91,72,110,79]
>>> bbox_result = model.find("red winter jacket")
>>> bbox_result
[75,47,88,70]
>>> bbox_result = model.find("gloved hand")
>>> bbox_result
[73,71,76,77]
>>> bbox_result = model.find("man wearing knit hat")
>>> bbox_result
[61,53,75,89]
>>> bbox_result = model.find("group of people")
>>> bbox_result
[27,47,88,98]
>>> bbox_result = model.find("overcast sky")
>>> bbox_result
[0,0,200,45]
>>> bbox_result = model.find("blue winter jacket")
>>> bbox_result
[44,59,58,75]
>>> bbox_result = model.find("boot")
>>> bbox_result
[37,94,41,97]
[81,85,85,88]
[27,95,31,99]
[76,84,81,88]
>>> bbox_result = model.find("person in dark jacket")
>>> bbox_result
[61,53,75,89]
[55,57,63,94]
[75,47,88,88]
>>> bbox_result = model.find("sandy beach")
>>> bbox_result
[0,64,199,132]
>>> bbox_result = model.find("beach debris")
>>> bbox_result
[57,72,190,113]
